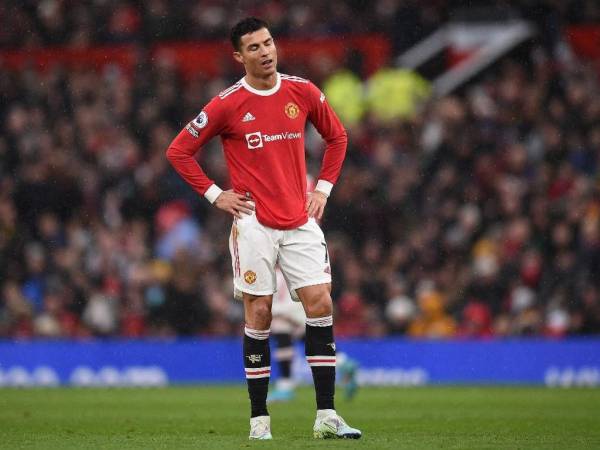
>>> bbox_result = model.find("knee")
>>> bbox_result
[248,302,272,329]
[303,291,333,318]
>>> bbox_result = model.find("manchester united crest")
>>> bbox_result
[284,102,299,119]
[244,270,257,284]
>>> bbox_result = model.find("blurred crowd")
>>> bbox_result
[328,55,600,339]
[2,0,600,52]
[1,2,600,339]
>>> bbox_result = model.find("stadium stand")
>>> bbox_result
[1,0,599,338]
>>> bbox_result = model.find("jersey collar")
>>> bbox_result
[241,72,281,96]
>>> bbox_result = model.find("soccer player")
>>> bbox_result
[166,17,361,440]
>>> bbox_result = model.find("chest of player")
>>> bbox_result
[226,96,307,151]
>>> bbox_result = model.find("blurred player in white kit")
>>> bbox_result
[268,267,306,401]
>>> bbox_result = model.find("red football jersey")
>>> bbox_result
[166,73,347,230]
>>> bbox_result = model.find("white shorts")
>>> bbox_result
[229,209,332,301]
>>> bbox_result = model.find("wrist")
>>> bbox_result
[204,184,223,204]
[315,179,333,197]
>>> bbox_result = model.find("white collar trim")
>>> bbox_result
[241,73,281,96]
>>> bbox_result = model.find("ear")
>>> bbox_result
[233,51,244,65]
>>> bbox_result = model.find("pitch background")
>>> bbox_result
[1,386,598,449]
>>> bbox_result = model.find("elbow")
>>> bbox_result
[166,145,178,163]
[340,129,348,144]
[336,128,348,145]
[166,131,197,163]
[328,129,347,146]
[336,130,348,150]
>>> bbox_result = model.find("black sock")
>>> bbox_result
[305,316,335,410]
[244,327,270,417]
[273,332,293,379]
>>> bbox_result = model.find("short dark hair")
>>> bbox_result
[230,17,270,51]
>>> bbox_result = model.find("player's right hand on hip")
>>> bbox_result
[214,190,255,219]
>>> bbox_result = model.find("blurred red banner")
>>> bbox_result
[0,35,390,78]
[567,25,600,61]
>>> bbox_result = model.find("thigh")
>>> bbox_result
[278,218,332,294]
[229,212,278,299]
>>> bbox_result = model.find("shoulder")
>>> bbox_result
[280,74,322,105]
[202,80,244,117]
[280,73,320,99]
[280,74,314,95]
[217,80,244,100]
[279,73,310,85]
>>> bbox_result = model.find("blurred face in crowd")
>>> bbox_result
[233,27,277,79]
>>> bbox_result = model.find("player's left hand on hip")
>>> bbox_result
[306,191,327,220]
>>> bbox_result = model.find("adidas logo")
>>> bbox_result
[242,112,255,122]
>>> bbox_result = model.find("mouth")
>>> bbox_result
[261,59,274,68]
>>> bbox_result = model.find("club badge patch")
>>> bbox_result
[244,270,257,284]
[284,102,299,119]
[192,111,208,128]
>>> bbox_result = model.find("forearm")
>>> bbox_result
[317,130,347,192]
